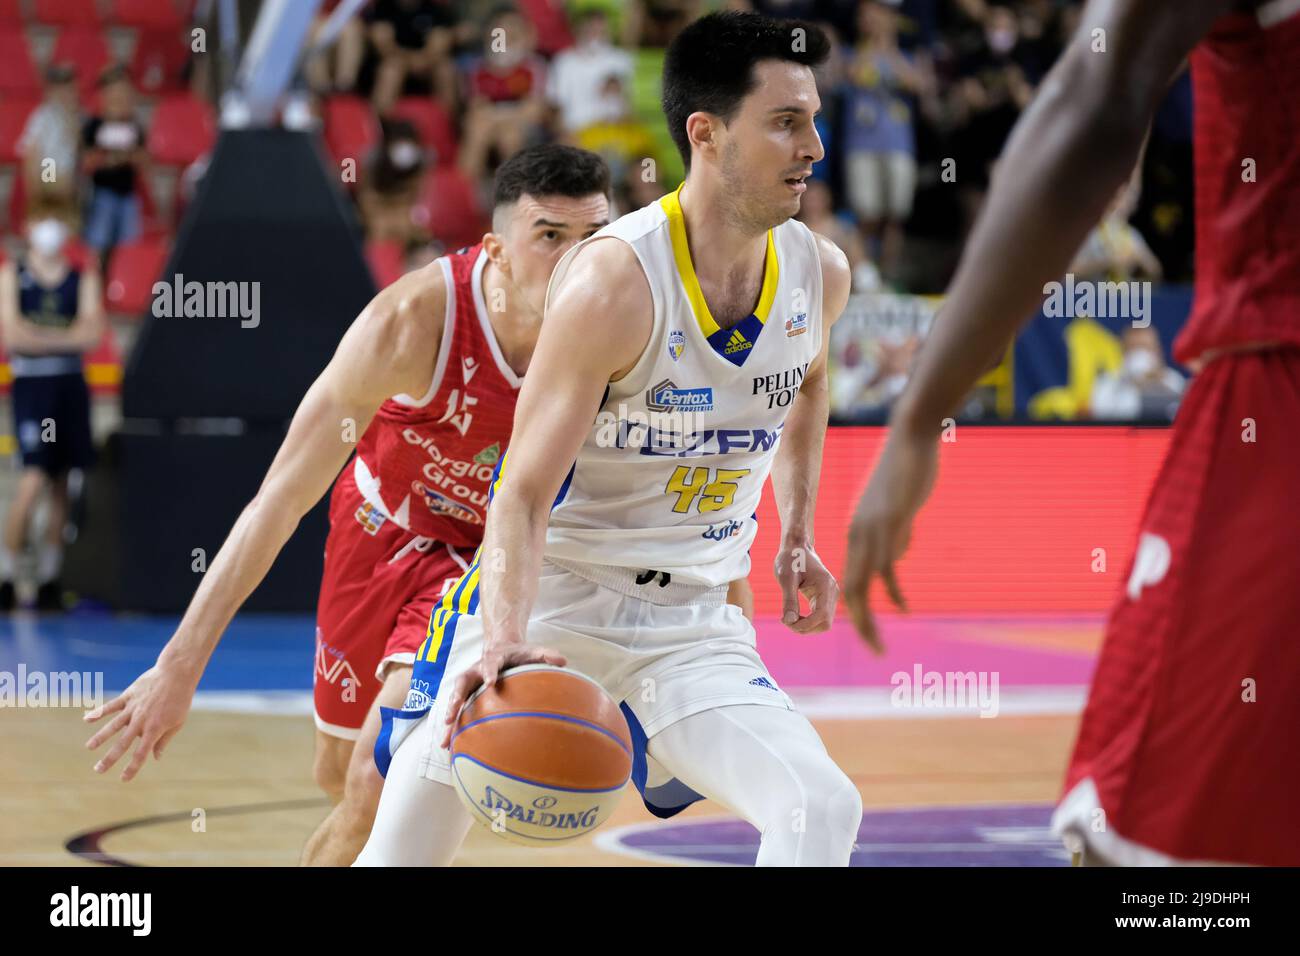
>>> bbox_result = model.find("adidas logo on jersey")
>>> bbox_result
[748,676,778,691]
[724,329,752,355]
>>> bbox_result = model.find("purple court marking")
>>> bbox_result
[753,616,1100,687]
[608,804,1072,867]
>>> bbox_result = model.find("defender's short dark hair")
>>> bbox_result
[662,11,831,169]
[492,144,611,210]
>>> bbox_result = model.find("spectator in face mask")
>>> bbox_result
[1090,326,1186,422]
[359,118,427,243]
[0,202,105,612]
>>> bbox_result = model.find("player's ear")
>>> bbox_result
[685,112,717,163]
[482,231,511,278]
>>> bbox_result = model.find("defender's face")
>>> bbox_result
[499,192,610,315]
[722,60,824,225]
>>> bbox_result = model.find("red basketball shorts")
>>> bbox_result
[314,466,476,739]
[1054,347,1300,865]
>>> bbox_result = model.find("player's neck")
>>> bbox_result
[676,179,771,327]
[480,259,540,378]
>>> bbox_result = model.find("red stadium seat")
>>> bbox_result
[390,96,458,166]
[323,94,379,169]
[0,97,39,164]
[112,0,187,31]
[412,166,486,250]
[33,0,103,27]
[0,0,23,25]
[146,93,215,166]
[105,234,169,316]
[0,28,40,97]
[51,28,111,102]
[366,238,405,290]
[130,28,190,95]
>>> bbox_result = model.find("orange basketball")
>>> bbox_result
[449,664,634,846]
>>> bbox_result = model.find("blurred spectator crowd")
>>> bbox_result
[0,0,1197,423]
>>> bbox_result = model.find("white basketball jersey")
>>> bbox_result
[540,185,824,587]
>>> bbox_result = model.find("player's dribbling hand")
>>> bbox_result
[440,638,567,750]
[843,430,938,654]
[83,663,198,781]
[775,543,838,635]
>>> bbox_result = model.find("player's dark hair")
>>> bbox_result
[492,144,611,210]
[662,11,830,170]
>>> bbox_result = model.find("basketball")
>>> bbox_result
[448,664,634,847]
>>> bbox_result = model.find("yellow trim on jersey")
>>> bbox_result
[659,184,779,340]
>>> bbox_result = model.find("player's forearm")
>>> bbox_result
[771,370,829,547]
[4,320,83,354]
[156,494,307,681]
[892,56,1150,436]
[478,489,547,643]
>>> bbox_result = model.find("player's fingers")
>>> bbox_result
[153,727,179,760]
[882,562,908,613]
[120,732,154,782]
[85,709,132,751]
[83,693,127,724]
[779,578,802,626]
[804,587,837,633]
[509,645,567,669]
[93,720,141,774]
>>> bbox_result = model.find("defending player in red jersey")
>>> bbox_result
[844,0,1300,865]
[83,145,612,864]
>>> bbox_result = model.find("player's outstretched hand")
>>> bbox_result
[843,430,939,654]
[775,543,837,634]
[84,664,198,781]
[440,639,567,750]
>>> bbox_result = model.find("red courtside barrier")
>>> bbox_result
[748,426,1171,615]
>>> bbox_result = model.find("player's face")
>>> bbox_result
[498,192,611,315]
[720,60,824,230]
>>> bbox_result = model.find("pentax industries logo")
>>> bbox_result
[646,379,714,413]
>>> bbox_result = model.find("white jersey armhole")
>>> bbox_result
[391,255,457,407]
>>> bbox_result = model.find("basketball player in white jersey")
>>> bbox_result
[358,11,860,867]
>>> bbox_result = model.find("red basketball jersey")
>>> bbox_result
[1174,4,1300,365]
[351,245,522,547]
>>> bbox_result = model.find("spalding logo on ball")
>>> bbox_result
[449,664,633,846]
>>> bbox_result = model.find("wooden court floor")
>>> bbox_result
[2,707,1078,866]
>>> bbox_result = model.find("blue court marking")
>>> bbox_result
[603,804,1072,867]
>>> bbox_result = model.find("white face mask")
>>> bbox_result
[1124,349,1159,378]
[388,141,422,170]
[29,219,68,257]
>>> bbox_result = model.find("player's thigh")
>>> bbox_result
[354,712,472,867]
[647,704,861,832]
